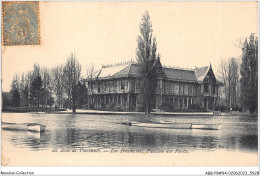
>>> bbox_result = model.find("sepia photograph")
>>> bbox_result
[1,0,258,171]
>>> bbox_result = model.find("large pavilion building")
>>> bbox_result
[83,59,223,111]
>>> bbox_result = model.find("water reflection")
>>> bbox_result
[1,113,258,153]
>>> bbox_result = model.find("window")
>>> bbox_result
[163,82,165,93]
[174,98,178,108]
[157,80,160,87]
[109,81,113,91]
[98,84,100,93]
[204,84,208,93]
[180,98,183,108]
[184,98,187,107]
[189,84,193,95]
[114,80,117,90]
[184,84,188,95]
[104,81,107,91]
[165,82,169,93]
[170,98,173,105]
[208,84,211,93]
[180,84,183,95]
[136,80,140,90]
[130,79,135,91]
[173,83,179,94]
[170,83,174,94]
[121,79,125,89]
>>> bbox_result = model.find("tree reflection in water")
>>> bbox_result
[1,113,258,152]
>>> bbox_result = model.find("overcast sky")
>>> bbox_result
[2,1,258,91]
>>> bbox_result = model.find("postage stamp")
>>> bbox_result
[2,1,40,45]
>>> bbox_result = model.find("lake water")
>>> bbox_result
[1,112,258,153]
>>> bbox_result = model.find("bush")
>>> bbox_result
[189,104,207,112]
[189,104,200,111]
[136,103,145,112]
[107,102,116,111]
[160,102,174,112]
[115,106,123,111]
[215,105,226,112]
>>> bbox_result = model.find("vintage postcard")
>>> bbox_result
[1,1,259,170]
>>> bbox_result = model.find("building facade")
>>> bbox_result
[83,59,223,111]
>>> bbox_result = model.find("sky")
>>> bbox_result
[1,1,258,92]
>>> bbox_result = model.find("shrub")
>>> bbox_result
[160,102,174,112]
[189,104,207,112]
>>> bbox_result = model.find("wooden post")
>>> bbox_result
[136,94,138,111]
[206,98,208,110]
[182,98,184,111]
[213,97,215,112]
[120,95,123,108]
[127,93,130,110]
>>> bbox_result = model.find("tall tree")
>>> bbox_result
[2,92,12,108]
[10,74,21,107]
[63,53,81,113]
[85,63,96,109]
[218,58,240,111]
[21,85,30,108]
[228,58,240,110]
[11,88,20,107]
[41,68,53,108]
[30,74,43,110]
[52,65,64,109]
[76,81,88,108]
[10,74,19,91]
[25,71,33,107]
[136,11,158,114]
[19,73,28,107]
[218,59,229,109]
[240,34,258,113]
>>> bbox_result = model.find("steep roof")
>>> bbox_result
[89,64,140,80]
[194,66,209,82]
[98,64,131,79]
[85,61,221,84]
[163,68,197,82]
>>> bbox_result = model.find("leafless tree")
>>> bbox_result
[41,68,53,108]
[63,53,81,113]
[85,63,96,109]
[86,63,96,79]
[52,65,64,109]
[218,58,240,111]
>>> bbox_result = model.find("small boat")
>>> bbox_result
[34,112,46,114]
[121,121,133,126]
[159,120,175,124]
[27,123,46,132]
[191,123,221,130]
[130,121,191,129]
[2,122,28,131]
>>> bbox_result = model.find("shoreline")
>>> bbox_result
[2,109,254,116]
